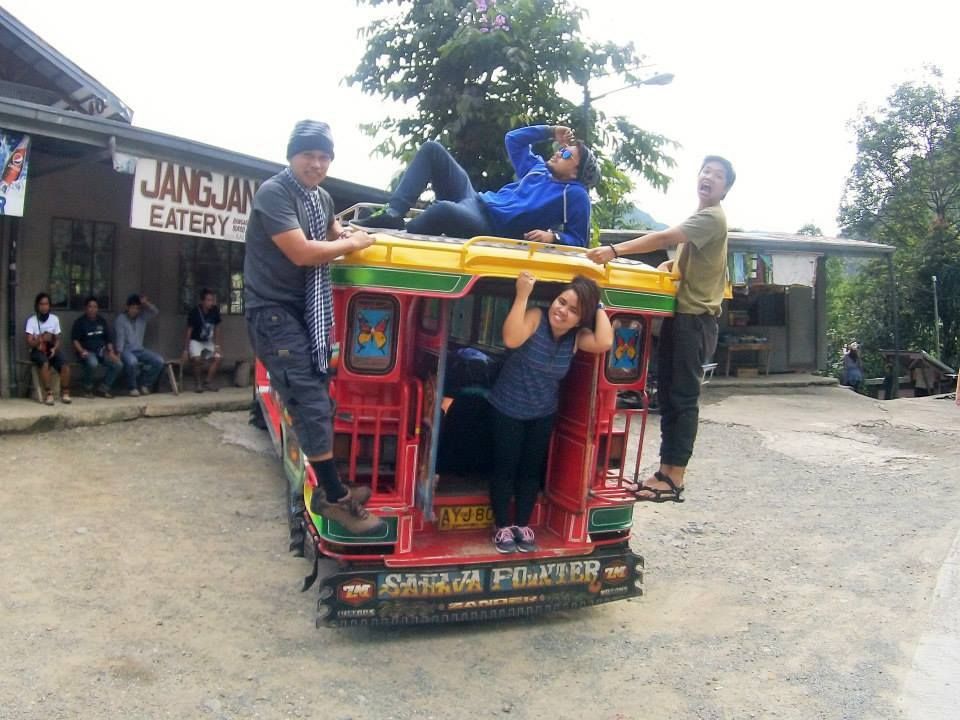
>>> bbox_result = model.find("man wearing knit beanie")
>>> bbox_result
[287,120,336,162]
[244,120,386,537]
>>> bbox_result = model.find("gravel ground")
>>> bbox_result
[1,388,958,720]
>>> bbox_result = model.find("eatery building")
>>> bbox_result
[0,7,386,397]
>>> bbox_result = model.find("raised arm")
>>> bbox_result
[504,125,554,177]
[501,271,542,349]
[576,307,614,354]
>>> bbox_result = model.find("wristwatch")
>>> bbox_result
[551,230,561,243]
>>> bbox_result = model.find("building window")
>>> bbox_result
[179,237,245,314]
[49,218,115,310]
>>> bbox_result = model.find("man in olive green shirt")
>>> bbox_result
[587,156,735,502]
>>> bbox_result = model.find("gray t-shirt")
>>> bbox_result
[243,173,335,316]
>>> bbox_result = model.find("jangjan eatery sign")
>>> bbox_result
[130,158,259,242]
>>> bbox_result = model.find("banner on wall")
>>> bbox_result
[130,157,259,242]
[0,131,31,217]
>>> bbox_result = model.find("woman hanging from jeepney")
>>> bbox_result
[486,272,613,554]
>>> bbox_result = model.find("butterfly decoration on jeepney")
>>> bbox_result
[611,328,639,369]
[357,312,390,354]
[614,331,638,362]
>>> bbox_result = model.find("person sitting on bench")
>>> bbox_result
[25,292,71,405]
[181,288,223,393]
[72,295,123,398]
[115,293,164,397]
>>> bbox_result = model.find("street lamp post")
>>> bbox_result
[580,72,674,145]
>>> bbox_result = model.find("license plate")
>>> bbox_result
[438,505,495,530]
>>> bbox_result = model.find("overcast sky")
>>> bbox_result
[7,0,960,236]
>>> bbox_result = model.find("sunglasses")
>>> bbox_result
[559,147,576,160]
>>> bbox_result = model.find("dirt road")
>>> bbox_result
[1,388,958,720]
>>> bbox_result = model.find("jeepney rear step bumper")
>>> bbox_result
[313,542,643,627]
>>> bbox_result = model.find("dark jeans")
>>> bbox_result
[246,306,334,457]
[80,350,122,389]
[121,348,164,390]
[658,313,718,467]
[391,141,494,238]
[490,406,555,528]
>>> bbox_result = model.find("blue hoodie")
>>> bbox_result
[479,125,591,247]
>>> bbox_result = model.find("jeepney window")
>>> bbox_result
[420,297,441,334]
[605,316,644,384]
[449,295,475,344]
[345,294,399,374]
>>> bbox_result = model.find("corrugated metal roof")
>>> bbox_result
[0,7,133,123]
[0,97,389,208]
[599,228,894,257]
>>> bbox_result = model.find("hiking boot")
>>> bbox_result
[352,209,406,231]
[310,489,387,536]
[493,526,517,554]
[512,525,537,552]
[347,484,372,507]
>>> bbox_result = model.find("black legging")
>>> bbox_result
[490,406,555,528]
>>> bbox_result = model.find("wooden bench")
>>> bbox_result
[15,360,50,402]
[16,358,182,401]
[717,342,772,377]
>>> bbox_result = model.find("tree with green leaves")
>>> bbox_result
[796,223,823,236]
[347,0,676,237]
[837,70,960,371]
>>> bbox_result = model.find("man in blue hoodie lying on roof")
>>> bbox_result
[352,125,600,247]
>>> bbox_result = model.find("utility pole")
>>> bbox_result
[932,275,941,359]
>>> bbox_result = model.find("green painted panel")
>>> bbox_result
[602,288,676,313]
[332,266,471,294]
[318,514,398,544]
[588,505,634,533]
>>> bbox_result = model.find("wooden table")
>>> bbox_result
[718,342,772,377]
